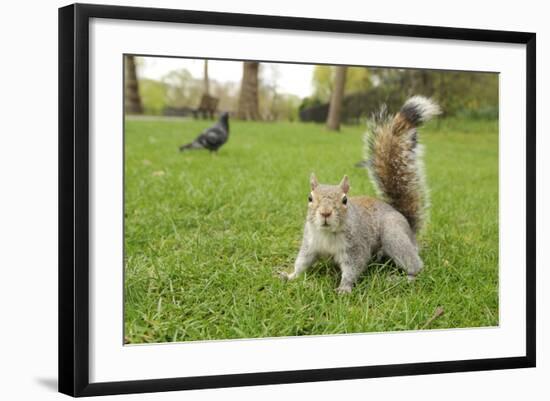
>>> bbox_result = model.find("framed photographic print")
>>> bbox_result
[58,3,536,397]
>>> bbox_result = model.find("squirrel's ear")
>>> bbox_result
[310,173,319,190]
[340,175,350,194]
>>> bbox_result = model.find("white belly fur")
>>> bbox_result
[308,227,347,258]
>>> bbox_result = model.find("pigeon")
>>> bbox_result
[179,112,230,153]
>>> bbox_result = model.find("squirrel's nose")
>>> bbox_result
[320,210,332,218]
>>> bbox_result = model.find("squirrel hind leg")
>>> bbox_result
[381,226,423,278]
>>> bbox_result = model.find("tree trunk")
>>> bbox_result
[326,66,347,131]
[237,62,261,120]
[203,60,210,95]
[124,55,143,114]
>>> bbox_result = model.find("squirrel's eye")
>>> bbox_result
[308,194,313,202]
[342,195,348,205]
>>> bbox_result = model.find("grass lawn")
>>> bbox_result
[124,117,499,344]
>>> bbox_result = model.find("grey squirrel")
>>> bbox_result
[280,96,441,293]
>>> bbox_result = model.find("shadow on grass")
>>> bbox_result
[307,258,405,281]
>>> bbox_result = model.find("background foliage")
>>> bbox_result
[136,61,498,122]
[301,68,498,123]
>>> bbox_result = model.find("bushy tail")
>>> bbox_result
[364,96,440,233]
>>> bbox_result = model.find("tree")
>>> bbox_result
[326,66,347,131]
[124,55,143,114]
[346,67,371,93]
[364,67,498,118]
[161,69,202,108]
[203,60,210,95]
[139,78,167,115]
[237,62,261,120]
[312,65,333,102]
[312,65,370,102]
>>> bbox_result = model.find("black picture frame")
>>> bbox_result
[58,3,536,397]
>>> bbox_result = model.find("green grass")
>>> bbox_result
[124,117,499,344]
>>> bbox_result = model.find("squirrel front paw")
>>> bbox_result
[276,271,294,281]
[336,285,353,294]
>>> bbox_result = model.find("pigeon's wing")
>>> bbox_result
[201,127,226,148]
[190,128,206,142]
[192,128,211,145]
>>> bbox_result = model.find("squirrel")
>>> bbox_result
[280,96,441,293]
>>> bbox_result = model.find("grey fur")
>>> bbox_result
[282,96,439,293]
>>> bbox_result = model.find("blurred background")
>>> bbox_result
[124,56,498,129]
[123,55,500,343]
